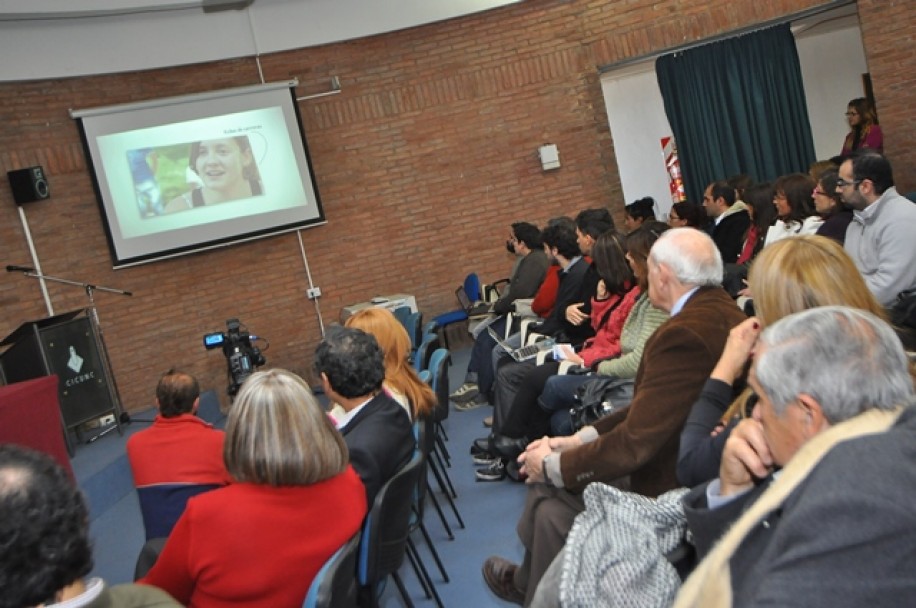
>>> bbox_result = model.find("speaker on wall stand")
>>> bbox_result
[8,166,51,205]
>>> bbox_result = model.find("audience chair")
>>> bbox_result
[393,306,424,354]
[481,278,510,303]
[413,330,441,374]
[432,273,489,349]
[133,536,168,581]
[426,348,464,530]
[427,346,454,468]
[302,531,362,608]
[136,483,222,540]
[404,417,448,608]
[357,452,425,608]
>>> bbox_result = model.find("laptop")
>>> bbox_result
[456,286,494,317]
[488,326,551,363]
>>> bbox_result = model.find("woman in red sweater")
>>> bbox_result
[141,369,367,607]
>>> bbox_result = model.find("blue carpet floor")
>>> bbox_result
[78,346,529,606]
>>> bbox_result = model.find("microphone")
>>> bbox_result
[6,265,35,273]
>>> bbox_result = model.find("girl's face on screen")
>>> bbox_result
[194,138,251,192]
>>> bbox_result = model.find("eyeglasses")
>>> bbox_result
[836,178,862,188]
[845,112,858,117]
[812,188,828,197]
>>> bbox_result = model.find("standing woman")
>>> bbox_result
[142,369,366,608]
[345,307,437,419]
[840,97,883,156]
[763,173,823,246]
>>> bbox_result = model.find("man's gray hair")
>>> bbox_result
[648,227,723,287]
[756,306,914,423]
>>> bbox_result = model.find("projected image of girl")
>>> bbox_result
[165,136,262,213]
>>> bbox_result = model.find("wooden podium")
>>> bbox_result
[0,309,122,454]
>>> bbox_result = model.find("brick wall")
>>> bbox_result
[0,0,912,412]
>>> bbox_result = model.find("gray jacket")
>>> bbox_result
[845,187,916,306]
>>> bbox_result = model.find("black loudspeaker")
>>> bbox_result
[8,166,50,205]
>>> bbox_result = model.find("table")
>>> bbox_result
[339,294,418,324]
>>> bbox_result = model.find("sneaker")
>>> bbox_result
[475,459,507,482]
[472,452,500,466]
[454,394,488,411]
[449,382,479,403]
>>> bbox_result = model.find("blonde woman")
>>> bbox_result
[345,307,436,419]
[677,235,886,486]
[142,369,366,607]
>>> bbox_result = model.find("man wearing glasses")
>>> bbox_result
[837,150,916,308]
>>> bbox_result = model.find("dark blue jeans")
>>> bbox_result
[539,373,594,436]
[466,316,507,398]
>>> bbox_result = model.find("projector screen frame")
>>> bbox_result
[72,80,326,268]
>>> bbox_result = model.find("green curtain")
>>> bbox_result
[656,23,816,204]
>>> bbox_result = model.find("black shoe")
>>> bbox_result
[505,458,528,483]
[470,435,494,457]
[491,435,529,461]
[475,459,507,482]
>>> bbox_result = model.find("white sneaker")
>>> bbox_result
[449,382,479,403]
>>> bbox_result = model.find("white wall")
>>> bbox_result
[600,14,869,216]
[795,20,870,161]
[601,64,676,218]
[0,0,522,81]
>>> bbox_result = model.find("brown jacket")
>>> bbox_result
[560,287,746,496]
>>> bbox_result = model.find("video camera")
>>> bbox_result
[203,318,266,396]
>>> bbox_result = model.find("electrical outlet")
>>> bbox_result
[99,414,116,426]
[307,287,322,299]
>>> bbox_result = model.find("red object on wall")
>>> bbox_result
[661,136,686,204]
[0,375,73,477]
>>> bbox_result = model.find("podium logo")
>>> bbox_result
[67,346,84,374]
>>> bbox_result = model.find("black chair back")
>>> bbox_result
[357,452,424,607]
[302,531,362,608]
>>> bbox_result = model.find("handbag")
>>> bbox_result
[569,377,635,431]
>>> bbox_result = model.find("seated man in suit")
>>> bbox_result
[315,326,415,506]
[0,444,180,607]
[677,305,916,606]
[126,369,230,539]
[483,227,747,605]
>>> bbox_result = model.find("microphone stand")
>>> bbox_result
[11,268,132,445]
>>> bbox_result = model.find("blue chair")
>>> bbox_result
[413,330,441,373]
[302,531,362,608]
[136,483,222,540]
[357,452,425,608]
[432,273,486,348]
[425,349,464,531]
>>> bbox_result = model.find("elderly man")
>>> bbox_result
[483,227,747,605]
[0,444,179,607]
[315,325,415,506]
[676,306,916,607]
[838,150,916,307]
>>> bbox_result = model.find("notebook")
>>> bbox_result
[487,326,551,363]
[456,286,494,317]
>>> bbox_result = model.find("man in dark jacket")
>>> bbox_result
[316,326,415,506]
